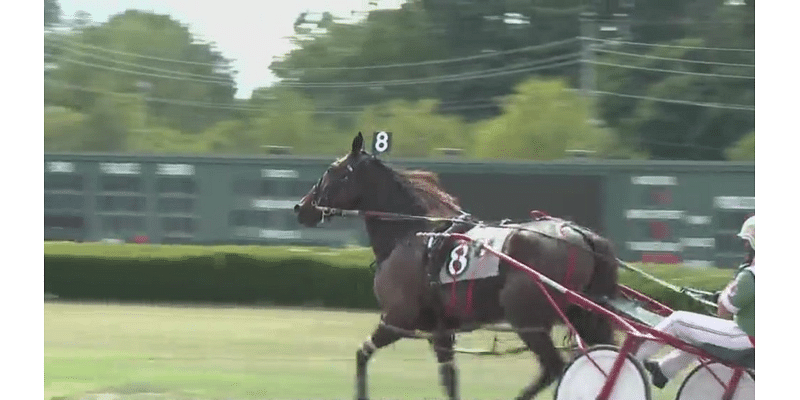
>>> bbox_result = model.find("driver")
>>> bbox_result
[634,215,755,389]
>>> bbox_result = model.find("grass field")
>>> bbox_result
[45,301,689,400]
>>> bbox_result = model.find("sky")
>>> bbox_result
[56,0,406,99]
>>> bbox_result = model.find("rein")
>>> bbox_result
[318,206,472,224]
[617,262,718,311]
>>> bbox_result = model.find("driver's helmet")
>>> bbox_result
[737,215,755,250]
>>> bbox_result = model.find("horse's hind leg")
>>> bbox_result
[432,333,459,400]
[356,323,402,400]
[514,330,565,400]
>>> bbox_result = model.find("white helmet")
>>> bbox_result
[737,215,755,250]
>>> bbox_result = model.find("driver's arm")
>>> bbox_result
[717,270,754,319]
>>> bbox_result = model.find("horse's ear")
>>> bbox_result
[351,132,364,154]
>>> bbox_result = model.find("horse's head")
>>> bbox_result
[294,185,325,227]
[294,132,373,227]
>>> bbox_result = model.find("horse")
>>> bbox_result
[294,132,620,400]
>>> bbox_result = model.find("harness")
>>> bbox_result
[419,213,476,332]
[424,213,474,287]
[420,210,599,324]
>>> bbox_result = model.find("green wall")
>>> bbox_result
[45,153,754,268]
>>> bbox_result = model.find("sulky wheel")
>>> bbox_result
[554,344,651,400]
[676,362,754,400]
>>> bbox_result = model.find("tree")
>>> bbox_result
[80,95,133,152]
[198,119,256,154]
[593,3,755,160]
[247,87,336,155]
[271,1,585,123]
[45,10,238,134]
[418,0,586,119]
[45,0,61,27]
[44,106,86,151]
[193,87,345,155]
[271,2,448,122]
[725,130,754,161]
[45,93,151,153]
[355,99,473,157]
[128,126,207,154]
[472,78,624,160]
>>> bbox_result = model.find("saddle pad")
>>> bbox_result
[439,226,513,284]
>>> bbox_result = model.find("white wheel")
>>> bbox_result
[676,362,754,400]
[555,345,651,400]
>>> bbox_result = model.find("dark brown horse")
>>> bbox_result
[294,132,620,400]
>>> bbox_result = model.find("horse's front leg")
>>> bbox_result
[356,323,402,400]
[432,333,460,400]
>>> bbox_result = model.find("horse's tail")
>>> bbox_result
[567,232,619,346]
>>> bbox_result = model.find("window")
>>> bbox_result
[233,178,289,196]
[637,186,673,207]
[45,214,83,229]
[44,174,83,191]
[161,217,197,234]
[157,197,194,213]
[45,194,83,210]
[100,176,141,192]
[96,195,146,212]
[157,177,197,194]
[233,179,259,196]
[718,211,752,232]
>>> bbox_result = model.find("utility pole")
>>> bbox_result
[579,11,598,118]
[580,1,632,123]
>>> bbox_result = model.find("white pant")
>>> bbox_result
[634,311,753,379]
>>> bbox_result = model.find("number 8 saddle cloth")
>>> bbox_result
[428,224,515,285]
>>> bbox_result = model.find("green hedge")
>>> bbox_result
[44,243,736,313]
[44,243,379,309]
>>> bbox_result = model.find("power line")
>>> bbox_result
[58,57,236,86]
[47,77,755,116]
[53,50,579,90]
[45,79,503,114]
[47,50,757,114]
[307,102,501,115]
[585,60,755,80]
[45,79,256,111]
[48,36,580,89]
[271,38,579,71]
[593,48,755,68]
[592,17,754,26]
[276,53,581,88]
[46,82,746,155]
[46,35,232,68]
[47,30,576,74]
[52,44,235,83]
[579,36,755,53]
[294,97,501,111]
[589,90,754,111]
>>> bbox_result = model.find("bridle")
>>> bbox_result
[310,151,376,210]
[303,151,377,223]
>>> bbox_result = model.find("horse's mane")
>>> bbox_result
[397,169,463,218]
[370,159,463,218]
